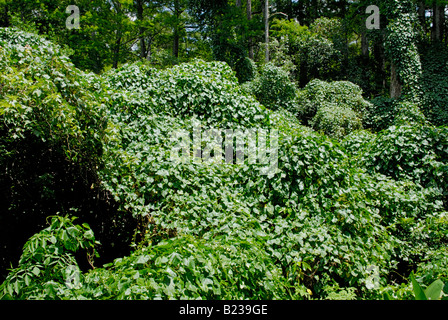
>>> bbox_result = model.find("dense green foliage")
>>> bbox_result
[1,27,448,301]
[245,62,297,112]
[295,79,369,139]
[1,0,448,302]
[0,216,97,299]
[419,43,448,126]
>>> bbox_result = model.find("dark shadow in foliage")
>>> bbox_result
[419,41,448,127]
[0,134,138,281]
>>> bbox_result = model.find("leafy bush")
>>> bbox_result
[103,59,270,128]
[310,103,363,139]
[351,124,448,267]
[270,19,340,86]
[69,235,291,300]
[363,96,396,132]
[235,56,258,83]
[358,125,448,196]
[263,128,443,294]
[0,27,107,167]
[416,246,448,285]
[295,79,369,139]
[0,216,96,300]
[0,28,136,280]
[249,62,297,112]
[419,43,448,126]
[297,79,370,123]
[393,101,428,126]
[364,98,428,132]
[341,130,377,159]
[381,272,447,300]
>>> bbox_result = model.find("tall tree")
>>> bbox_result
[384,0,423,101]
[418,1,427,34]
[264,0,269,62]
[431,0,445,41]
[247,0,254,59]
[390,62,402,98]
[135,0,147,59]
[0,0,9,27]
[172,0,181,58]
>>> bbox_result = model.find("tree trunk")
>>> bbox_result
[247,0,254,59]
[263,0,269,63]
[432,2,443,41]
[146,37,152,60]
[173,28,179,58]
[113,34,122,69]
[112,0,123,69]
[236,0,242,7]
[172,0,180,58]
[361,32,369,58]
[299,61,308,87]
[390,62,402,98]
[418,1,426,34]
[135,0,147,59]
[439,3,445,42]
[0,4,9,27]
[373,36,386,93]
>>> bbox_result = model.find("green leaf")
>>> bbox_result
[410,272,427,300]
[382,292,393,300]
[136,255,150,265]
[31,266,40,276]
[24,274,30,286]
[83,229,94,240]
[424,279,444,300]
[13,281,20,294]
[50,235,57,244]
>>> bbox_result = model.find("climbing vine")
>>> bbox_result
[383,0,423,103]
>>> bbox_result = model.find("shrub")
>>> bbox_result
[394,101,428,126]
[2,29,447,302]
[297,79,370,125]
[419,43,448,126]
[348,124,448,269]
[416,245,448,285]
[0,28,133,281]
[341,130,377,159]
[0,28,108,167]
[364,98,428,132]
[310,103,363,139]
[103,59,270,128]
[250,62,297,112]
[295,79,369,139]
[363,96,396,132]
[75,235,291,300]
[359,125,448,194]
[254,126,445,295]
[0,216,96,300]
[1,229,292,300]
[235,56,258,83]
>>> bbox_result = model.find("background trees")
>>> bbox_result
[1,0,445,103]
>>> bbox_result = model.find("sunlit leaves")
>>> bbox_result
[1,27,448,301]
